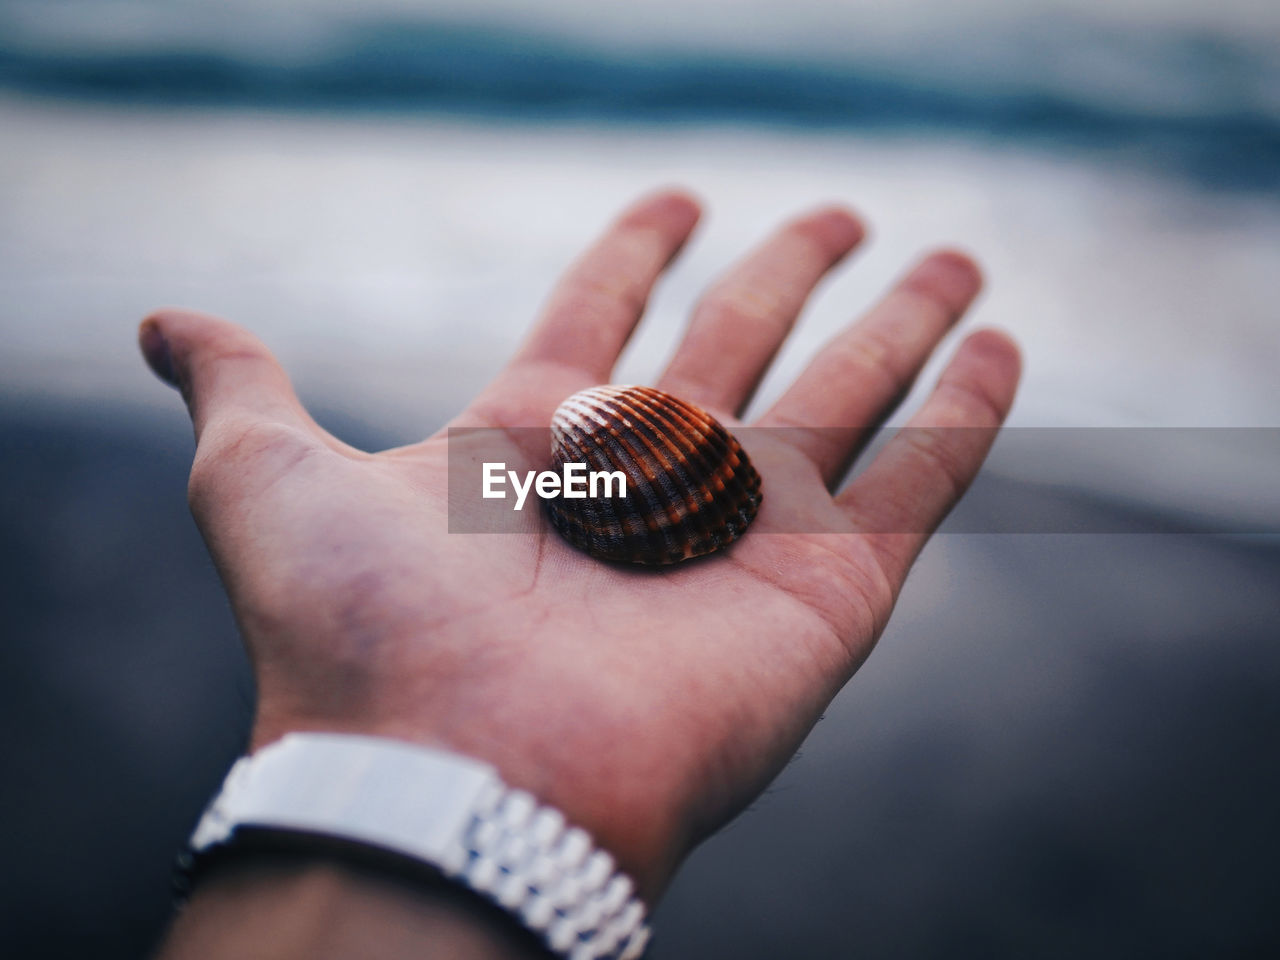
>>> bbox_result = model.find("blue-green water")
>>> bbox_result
[2,6,1277,190]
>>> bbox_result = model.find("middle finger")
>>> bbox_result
[655,206,864,416]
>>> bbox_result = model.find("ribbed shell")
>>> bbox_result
[545,385,762,565]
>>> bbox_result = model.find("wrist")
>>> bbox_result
[248,711,691,902]
[191,731,656,959]
[163,854,553,960]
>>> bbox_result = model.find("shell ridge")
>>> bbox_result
[556,422,654,552]
[622,401,716,551]
[625,391,726,554]
[578,400,682,559]
[595,405,684,558]
[559,427,631,543]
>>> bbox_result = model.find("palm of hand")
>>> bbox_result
[143,191,1018,898]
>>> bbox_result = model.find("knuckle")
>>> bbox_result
[827,333,901,395]
[843,327,894,370]
[659,367,735,413]
[556,272,647,324]
[900,428,972,501]
[894,284,955,326]
[192,342,276,383]
[696,289,782,337]
[939,376,1007,427]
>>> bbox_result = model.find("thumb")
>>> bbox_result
[138,308,317,442]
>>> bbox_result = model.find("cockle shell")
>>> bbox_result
[545,385,762,565]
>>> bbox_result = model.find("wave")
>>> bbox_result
[1,7,1278,189]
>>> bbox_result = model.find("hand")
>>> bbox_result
[140,189,1019,903]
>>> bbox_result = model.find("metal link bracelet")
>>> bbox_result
[183,733,651,960]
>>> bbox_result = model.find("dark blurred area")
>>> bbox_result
[0,401,249,957]
[3,401,1278,958]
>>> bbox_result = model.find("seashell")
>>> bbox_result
[545,385,762,565]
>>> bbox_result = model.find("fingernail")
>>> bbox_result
[139,320,178,387]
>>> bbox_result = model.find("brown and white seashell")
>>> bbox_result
[545,384,762,565]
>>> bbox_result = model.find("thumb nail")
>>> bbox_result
[139,319,178,388]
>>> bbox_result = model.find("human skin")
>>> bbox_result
[143,190,1020,957]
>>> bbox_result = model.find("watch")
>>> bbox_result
[182,732,652,960]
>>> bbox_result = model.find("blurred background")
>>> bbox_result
[1,0,1277,956]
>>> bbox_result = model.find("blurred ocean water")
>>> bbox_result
[3,9,1278,188]
[2,2,1279,958]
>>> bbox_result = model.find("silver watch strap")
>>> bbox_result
[187,733,651,960]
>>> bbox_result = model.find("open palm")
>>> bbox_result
[141,190,1019,902]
